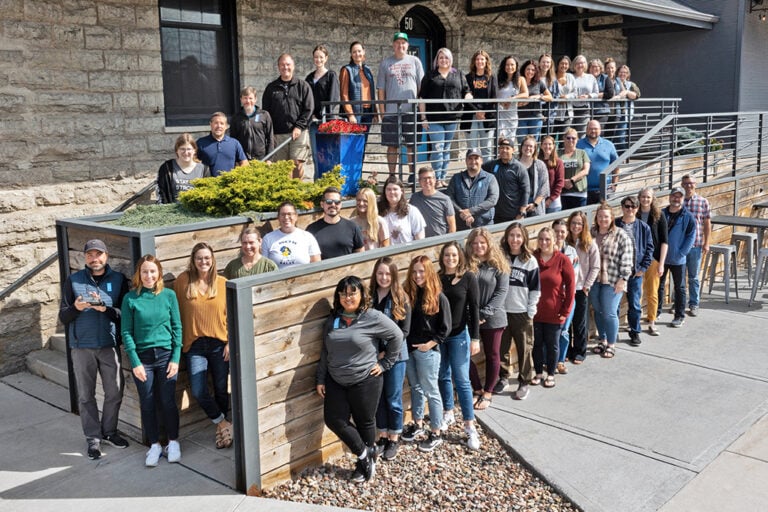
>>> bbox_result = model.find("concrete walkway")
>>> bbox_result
[1,285,767,511]
[479,285,768,512]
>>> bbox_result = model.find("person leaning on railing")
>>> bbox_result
[466,50,498,162]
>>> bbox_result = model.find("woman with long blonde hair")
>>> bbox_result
[174,242,233,449]
[353,187,390,249]
[466,228,510,410]
[401,255,451,452]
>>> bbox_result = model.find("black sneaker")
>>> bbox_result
[671,317,685,328]
[629,332,642,346]
[373,438,387,458]
[104,433,129,449]
[382,439,399,461]
[360,452,376,482]
[418,432,443,453]
[349,459,365,483]
[401,423,424,442]
[492,377,509,394]
[87,439,101,460]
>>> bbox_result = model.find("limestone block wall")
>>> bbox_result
[0,177,153,376]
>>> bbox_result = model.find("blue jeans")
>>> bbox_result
[685,246,703,308]
[375,360,406,435]
[557,306,575,363]
[517,117,543,143]
[426,122,457,179]
[438,328,474,422]
[133,348,179,444]
[469,120,494,162]
[186,337,229,422]
[590,283,624,344]
[625,275,643,334]
[405,349,443,431]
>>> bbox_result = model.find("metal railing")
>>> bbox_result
[599,111,767,200]
[319,96,681,191]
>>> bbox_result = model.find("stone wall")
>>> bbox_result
[0,177,153,376]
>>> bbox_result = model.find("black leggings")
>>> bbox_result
[323,374,383,456]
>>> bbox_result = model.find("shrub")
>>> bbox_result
[179,160,345,216]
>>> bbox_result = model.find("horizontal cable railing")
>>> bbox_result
[319,97,681,191]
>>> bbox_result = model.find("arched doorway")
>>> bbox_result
[399,6,446,74]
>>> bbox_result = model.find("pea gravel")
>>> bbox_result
[263,414,579,512]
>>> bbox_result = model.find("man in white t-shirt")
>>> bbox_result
[261,201,322,269]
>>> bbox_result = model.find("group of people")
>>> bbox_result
[154,33,637,202]
[316,173,711,484]
[59,228,277,465]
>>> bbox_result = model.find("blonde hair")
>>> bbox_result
[354,188,381,244]
[465,228,510,274]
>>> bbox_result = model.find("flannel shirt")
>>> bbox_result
[591,226,634,291]
[683,193,710,247]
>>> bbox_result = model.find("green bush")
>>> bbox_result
[179,160,345,216]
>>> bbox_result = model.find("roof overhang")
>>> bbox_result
[464,0,719,31]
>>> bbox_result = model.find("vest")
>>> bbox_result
[343,62,375,114]
[67,265,126,349]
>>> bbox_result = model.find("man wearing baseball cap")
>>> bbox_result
[482,137,530,222]
[59,239,130,459]
[446,148,499,230]
[658,187,696,328]
[377,31,424,177]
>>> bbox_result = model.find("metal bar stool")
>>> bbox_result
[703,244,739,304]
[748,248,768,306]
[731,231,758,285]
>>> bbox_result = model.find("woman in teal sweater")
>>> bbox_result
[121,254,182,467]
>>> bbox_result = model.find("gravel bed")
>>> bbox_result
[264,414,578,512]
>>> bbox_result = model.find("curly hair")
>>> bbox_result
[521,59,540,86]
[404,255,441,316]
[500,222,533,263]
[465,227,510,274]
[369,257,408,321]
[498,55,520,89]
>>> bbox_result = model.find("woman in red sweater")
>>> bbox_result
[532,227,575,388]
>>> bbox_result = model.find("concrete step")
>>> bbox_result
[26,348,69,389]
[48,333,66,353]
[0,371,71,411]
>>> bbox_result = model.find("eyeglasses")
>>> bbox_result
[622,204,637,209]
[324,199,342,205]
[565,136,577,141]
[339,290,360,298]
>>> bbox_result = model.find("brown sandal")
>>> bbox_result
[216,422,233,449]
[474,395,492,410]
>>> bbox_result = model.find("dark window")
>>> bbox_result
[159,0,238,126]
[552,6,579,61]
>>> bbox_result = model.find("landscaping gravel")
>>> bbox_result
[264,415,578,512]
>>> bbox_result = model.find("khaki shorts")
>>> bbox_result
[273,130,310,162]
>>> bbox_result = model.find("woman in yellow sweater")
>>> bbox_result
[174,242,232,449]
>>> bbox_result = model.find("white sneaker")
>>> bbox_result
[165,440,181,463]
[145,443,163,467]
[466,426,481,451]
[441,411,456,431]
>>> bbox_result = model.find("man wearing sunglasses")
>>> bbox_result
[615,195,653,346]
[307,187,364,259]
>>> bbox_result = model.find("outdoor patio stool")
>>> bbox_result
[703,244,739,304]
[748,248,768,306]
[731,231,758,285]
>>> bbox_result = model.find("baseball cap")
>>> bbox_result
[466,148,483,158]
[670,186,685,197]
[393,32,409,42]
[498,137,513,147]
[83,239,107,253]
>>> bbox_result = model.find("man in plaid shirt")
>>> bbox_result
[682,174,711,317]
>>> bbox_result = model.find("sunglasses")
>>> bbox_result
[324,199,342,205]
[565,136,577,141]
[622,203,637,209]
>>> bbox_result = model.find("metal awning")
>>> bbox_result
[465,0,719,30]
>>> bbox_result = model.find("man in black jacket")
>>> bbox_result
[230,86,274,161]
[482,137,530,222]
[262,54,314,179]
